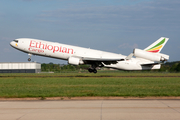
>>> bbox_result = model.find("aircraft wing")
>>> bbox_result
[82,57,124,65]
[82,57,123,61]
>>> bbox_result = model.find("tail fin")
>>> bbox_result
[144,37,169,53]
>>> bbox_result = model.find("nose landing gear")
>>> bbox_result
[28,53,32,61]
[28,58,31,61]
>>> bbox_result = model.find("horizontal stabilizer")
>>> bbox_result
[141,63,160,66]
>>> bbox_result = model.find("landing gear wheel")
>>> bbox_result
[28,53,32,62]
[93,69,97,73]
[28,58,31,61]
[88,68,97,73]
[88,68,93,73]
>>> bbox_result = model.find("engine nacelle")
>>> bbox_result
[133,49,169,62]
[68,57,84,65]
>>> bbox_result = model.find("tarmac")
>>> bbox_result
[0,99,180,120]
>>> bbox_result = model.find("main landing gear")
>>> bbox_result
[28,53,32,61]
[88,68,97,73]
[88,64,98,73]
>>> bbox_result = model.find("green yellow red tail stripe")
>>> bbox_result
[146,38,165,53]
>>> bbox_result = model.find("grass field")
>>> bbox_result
[0,72,180,98]
[1,71,180,77]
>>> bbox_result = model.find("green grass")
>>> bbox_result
[0,74,180,98]
[0,71,180,77]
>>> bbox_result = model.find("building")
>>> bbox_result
[0,62,41,73]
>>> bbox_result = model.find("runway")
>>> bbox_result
[0,100,180,120]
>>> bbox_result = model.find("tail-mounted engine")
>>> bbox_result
[133,48,169,62]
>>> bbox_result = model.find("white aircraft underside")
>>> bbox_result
[10,37,169,73]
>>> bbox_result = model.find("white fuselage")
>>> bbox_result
[10,38,160,71]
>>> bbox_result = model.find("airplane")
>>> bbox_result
[10,37,169,73]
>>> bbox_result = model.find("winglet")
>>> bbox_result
[144,37,169,53]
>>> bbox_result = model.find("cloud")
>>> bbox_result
[22,0,33,1]
[3,48,10,53]
[0,37,13,56]
[0,12,4,17]
[37,0,180,32]
[1,37,14,41]
[39,6,122,23]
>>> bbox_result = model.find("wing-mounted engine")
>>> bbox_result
[133,48,169,62]
[68,57,84,65]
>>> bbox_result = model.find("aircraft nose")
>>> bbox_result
[10,39,19,47]
[10,41,14,47]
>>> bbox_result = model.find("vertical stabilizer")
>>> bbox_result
[144,37,169,53]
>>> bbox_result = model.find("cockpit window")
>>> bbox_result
[13,40,18,43]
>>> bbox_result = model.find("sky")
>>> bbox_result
[0,0,180,64]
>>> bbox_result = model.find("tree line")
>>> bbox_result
[41,61,180,72]
[41,62,89,72]
[157,61,180,72]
